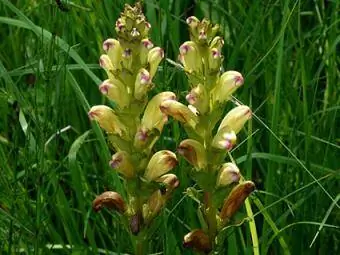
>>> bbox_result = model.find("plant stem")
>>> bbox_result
[204,191,217,249]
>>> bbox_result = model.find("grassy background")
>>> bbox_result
[0,0,339,254]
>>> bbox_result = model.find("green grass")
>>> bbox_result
[1,0,339,254]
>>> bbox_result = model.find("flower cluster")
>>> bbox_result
[88,3,179,236]
[159,17,255,252]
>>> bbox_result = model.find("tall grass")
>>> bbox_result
[0,0,339,254]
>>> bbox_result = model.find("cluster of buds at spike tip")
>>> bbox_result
[89,3,179,237]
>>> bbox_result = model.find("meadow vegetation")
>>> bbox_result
[0,0,339,254]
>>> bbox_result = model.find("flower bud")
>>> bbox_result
[186,84,209,114]
[179,41,202,73]
[122,48,133,70]
[102,38,123,70]
[133,127,160,151]
[177,139,207,169]
[99,54,114,79]
[143,174,179,222]
[160,100,199,128]
[109,151,135,178]
[99,79,129,109]
[129,213,142,235]
[92,191,126,213]
[143,190,164,221]
[211,127,237,151]
[220,181,255,221]
[208,48,223,72]
[212,71,244,104]
[144,150,177,181]
[186,16,200,29]
[218,105,252,134]
[147,47,164,79]
[216,163,240,187]
[183,229,212,254]
[141,92,176,132]
[139,38,154,66]
[134,68,153,100]
[156,173,180,191]
[88,105,127,136]
[210,36,224,51]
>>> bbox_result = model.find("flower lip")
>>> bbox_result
[99,56,106,67]
[99,81,112,95]
[142,39,154,49]
[109,156,122,169]
[186,16,198,25]
[235,75,244,86]
[199,30,207,40]
[123,48,132,57]
[179,44,191,54]
[103,39,114,52]
[131,27,140,37]
[185,93,196,105]
[88,110,97,120]
[140,70,151,84]
[211,49,221,58]
[136,128,148,141]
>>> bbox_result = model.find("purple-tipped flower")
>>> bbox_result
[210,36,224,51]
[186,84,209,114]
[218,105,252,134]
[178,139,207,169]
[134,68,153,100]
[212,71,244,104]
[144,150,178,181]
[148,47,164,79]
[211,126,237,151]
[160,99,199,128]
[88,105,126,136]
[139,38,154,66]
[109,151,135,178]
[141,92,176,132]
[179,41,202,73]
[102,38,123,70]
[216,163,240,187]
[99,79,129,109]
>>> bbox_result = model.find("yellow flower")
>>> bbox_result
[109,151,135,178]
[99,54,114,79]
[144,150,177,181]
[99,79,129,109]
[218,105,252,134]
[211,126,237,151]
[141,92,176,132]
[211,71,244,104]
[216,163,240,187]
[147,47,164,80]
[178,41,202,73]
[88,105,126,136]
[177,139,207,169]
[160,100,199,128]
[139,38,154,66]
[185,84,209,114]
[134,68,153,100]
[102,38,123,70]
